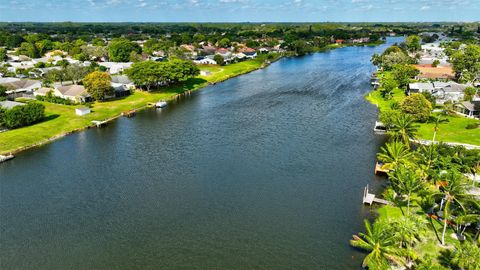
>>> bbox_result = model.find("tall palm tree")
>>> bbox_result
[432,172,472,246]
[388,166,424,216]
[378,141,414,171]
[350,219,405,269]
[392,216,426,267]
[388,113,419,147]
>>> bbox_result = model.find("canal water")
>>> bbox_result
[1,38,402,269]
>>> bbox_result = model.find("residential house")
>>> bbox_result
[0,100,25,109]
[34,87,54,97]
[111,75,134,97]
[0,78,42,99]
[432,82,468,104]
[407,82,435,94]
[98,62,132,75]
[454,98,480,119]
[193,57,217,65]
[54,85,90,102]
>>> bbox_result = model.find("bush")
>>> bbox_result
[465,123,479,129]
[1,102,45,129]
[36,91,73,105]
[400,93,432,122]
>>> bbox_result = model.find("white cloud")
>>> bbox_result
[420,5,430,10]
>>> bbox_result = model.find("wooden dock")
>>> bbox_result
[0,154,14,163]
[92,120,108,128]
[122,109,136,118]
[374,161,390,175]
[363,185,390,205]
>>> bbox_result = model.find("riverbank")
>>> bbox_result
[0,55,280,155]
[365,75,480,146]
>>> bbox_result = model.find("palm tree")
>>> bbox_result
[388,113,419,147]
[388,166,424,216]
[392,216,426,267]
[350,219,405,269]
[432,172,472,246]
[378,141,414,171]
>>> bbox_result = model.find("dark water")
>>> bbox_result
[0,38,402,270]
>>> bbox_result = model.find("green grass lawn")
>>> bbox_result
[366,83,480,146]
[0,58,270,154]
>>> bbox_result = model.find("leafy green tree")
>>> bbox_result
[400,93,432,122]
[432,59,440,68]
[65,63,89,84]
[0,47,7,61]
[381,74,398,99]
[449,44,480,82]
[464,86,478,101]
[214,54,225,66]
[388,113,418,146]
[404,35,421,52]
[0,85,7,101]
[218,38,231,48]
[125,61,164,91]
[350,219,404,269]
[17,42,39,58]
[83,71,113,101]
[392,64,419,88]
[107,38,142,62]
[382,51,413,70]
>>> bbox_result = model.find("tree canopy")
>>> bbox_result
[83,71,113,101]
[107,38,142,62]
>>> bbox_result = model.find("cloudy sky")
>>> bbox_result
[0,0,478,22]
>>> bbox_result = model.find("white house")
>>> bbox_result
[98,62,132,74]
[194,58,217,65]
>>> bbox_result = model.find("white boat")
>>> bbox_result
[373,121,387,133]
[155,101,167,108]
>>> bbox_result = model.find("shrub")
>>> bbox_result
[465,123,479,129]
[1,102,45,129]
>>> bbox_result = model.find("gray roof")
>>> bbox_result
[0,100,26,109]
[111,75,132,84]
[56,85,87,97]
[442,83,468,93]
[409,82,434,91]
[459,101,480,112]
[0,79,40,90]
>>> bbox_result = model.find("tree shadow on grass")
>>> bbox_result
[43,114,60,122]
[151,78,208,95]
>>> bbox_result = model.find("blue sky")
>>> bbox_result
[0,0,479,22]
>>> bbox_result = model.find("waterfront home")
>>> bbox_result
[454,98,480,119]
[98,62,132,75]
[407,82,435,94]
[414,64,455,80]
[215,48,232,59]
[201,45,217,55]
[335,39,345,44]
[407,81,468,104]
[75,107,91,116]
[432,82,468,104]
[0,100,25,109]
[111,75,134,97]
[54,85,91,102]
[418,43,448,65]
[33,87,55,97]
[0,78,41,99]
[194,57,217,65]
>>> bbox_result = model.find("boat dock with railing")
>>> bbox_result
[363,185,390,205]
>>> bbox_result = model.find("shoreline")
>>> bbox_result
[1,42,385,158]
[0,57,281,157]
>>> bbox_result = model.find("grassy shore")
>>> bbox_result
[0,56,274,155]
[365,77,480,146]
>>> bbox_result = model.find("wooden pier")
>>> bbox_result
[0,154,14,163]
[363,185,390,205]
[92,120,108,128]
[122,109,136,118]
[374,161,390,175]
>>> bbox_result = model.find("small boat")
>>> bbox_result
[373,121,387,134]
[155,101,167,108]
[0,154,14,163]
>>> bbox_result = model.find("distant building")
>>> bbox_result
[54,85,91,102]
[0,100,25,109]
